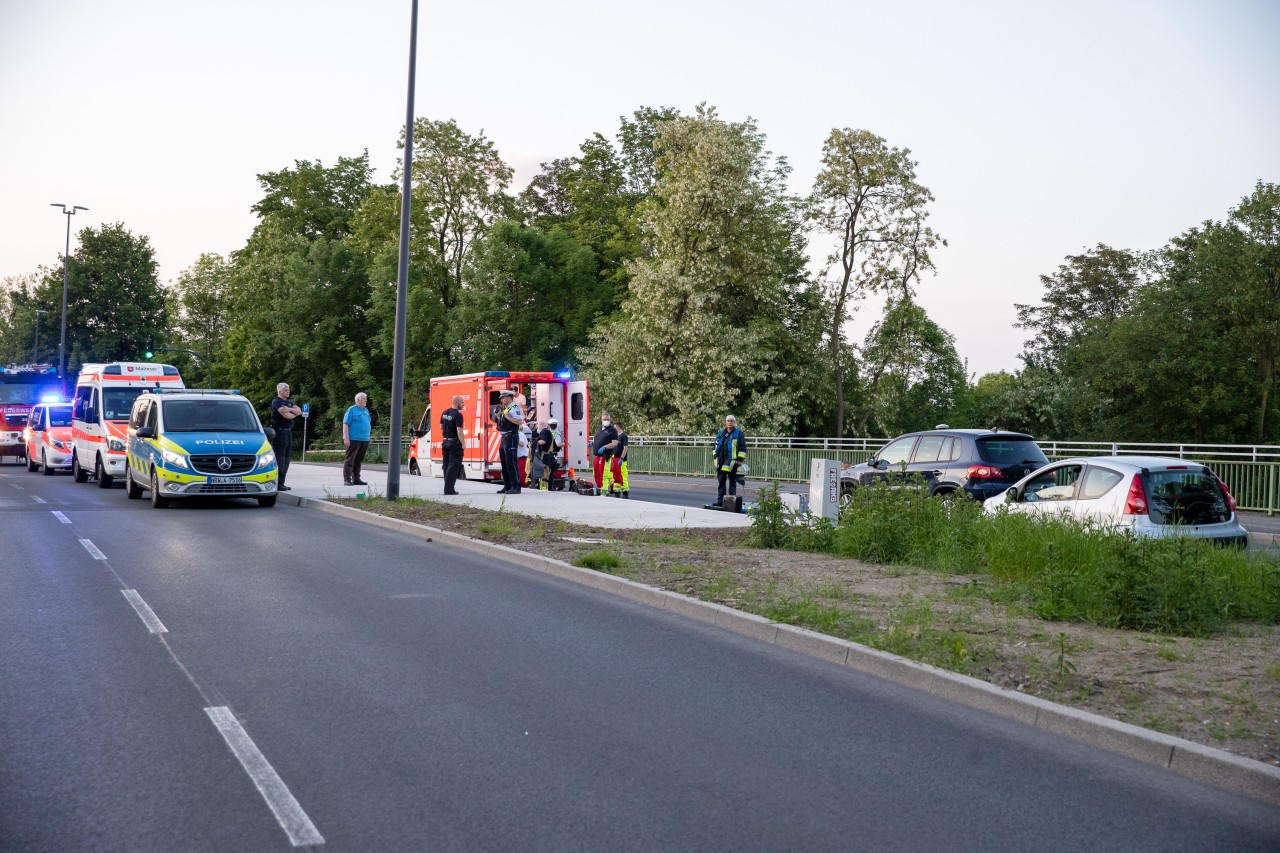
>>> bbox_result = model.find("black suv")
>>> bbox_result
[840,427,1049,502]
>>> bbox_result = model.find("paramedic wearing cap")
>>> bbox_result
[495,389,523,493]
[712,415,747,507]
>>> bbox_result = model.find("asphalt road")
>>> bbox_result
[3,463,1279,851]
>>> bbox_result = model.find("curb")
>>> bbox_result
[278,492,1280,807]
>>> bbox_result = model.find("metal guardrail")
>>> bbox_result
[306,434,1280,514]
[626,436,1280,515]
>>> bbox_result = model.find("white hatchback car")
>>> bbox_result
[984,455,1249,547]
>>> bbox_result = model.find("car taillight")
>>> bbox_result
[1123,475,1148,515]
[967,465,1003,480]
[1213,474,1237,513]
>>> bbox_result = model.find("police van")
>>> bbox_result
[125,389,278,508]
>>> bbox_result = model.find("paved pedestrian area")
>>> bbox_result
[277,462,752,529]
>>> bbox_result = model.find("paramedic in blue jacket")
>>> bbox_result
[712,414,747,507]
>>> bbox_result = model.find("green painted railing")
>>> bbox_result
[626,442,1280,515]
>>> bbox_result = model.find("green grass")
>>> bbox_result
[571,550,628,573]
[749,477,1280,637]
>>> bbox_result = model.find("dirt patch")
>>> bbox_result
[335,497,1280,767]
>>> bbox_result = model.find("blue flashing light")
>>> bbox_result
[41,394,61,403]
[484,371,510,377]
[554,371,572,379]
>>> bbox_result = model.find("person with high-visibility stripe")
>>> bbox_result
[495,389,523,493]
[712,414,747,507]
[591,411,619,494]
[609,420,630,498]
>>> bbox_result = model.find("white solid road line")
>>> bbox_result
[204,706,325,848]
[51,511,70,523]
[78,538,107,560]
[120,589,169,634]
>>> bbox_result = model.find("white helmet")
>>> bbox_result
[548,417,558,426]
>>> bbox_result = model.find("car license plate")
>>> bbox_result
[210,476,242,485]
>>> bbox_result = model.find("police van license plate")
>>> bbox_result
[210,476,242,485]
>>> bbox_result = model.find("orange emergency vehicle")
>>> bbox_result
[407,371,589,487]
[71,362,185,487]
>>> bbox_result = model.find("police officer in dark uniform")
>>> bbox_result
[439,394,465,495]
[495,389,522,494]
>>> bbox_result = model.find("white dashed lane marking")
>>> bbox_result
[52,511,70,524]
[78,539,107,560]
[205,706,325,847]
[120,589,168,634]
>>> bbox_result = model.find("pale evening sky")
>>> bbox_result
[2,0,1276,378]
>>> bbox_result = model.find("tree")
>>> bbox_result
[223,154,379,431]
[809,129,944,436]
[23,223,166,370]
[351,119,514,388]
[451,220,602,370]
[519,107,681,312]
[1014,244,1146,371]
[581,104,821,435]
[166,253,232,384]
[854,297,965,436]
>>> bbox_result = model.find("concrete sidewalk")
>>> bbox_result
[277,462,752,529]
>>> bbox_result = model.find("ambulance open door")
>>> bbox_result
[566,380,589,471]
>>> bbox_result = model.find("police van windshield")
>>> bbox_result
[163,399,260,432]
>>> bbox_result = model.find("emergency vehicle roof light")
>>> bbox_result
[484,371,510,377]
[41,394,61,403]
[555,371,571,379]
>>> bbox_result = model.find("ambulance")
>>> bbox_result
[22,401,75,474]
[407,370,589,486]
[71,362,184,487]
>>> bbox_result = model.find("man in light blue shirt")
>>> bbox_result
[342,392,372,486]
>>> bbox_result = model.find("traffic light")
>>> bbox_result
[144,337,154,359]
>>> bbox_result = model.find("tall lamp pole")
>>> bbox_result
[33,310,48,364]
[50,203,88,381]
[386,0,419,501]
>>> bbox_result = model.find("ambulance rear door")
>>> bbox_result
[565,380,589,471]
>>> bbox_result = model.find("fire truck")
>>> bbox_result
[1,364,63,464]
[407,370,589,486]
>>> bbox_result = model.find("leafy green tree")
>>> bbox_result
[1014,244,1146,371]
[519,107,680,312]
[581,104,821,435]
[351,119,514,390]
[22,223,167,371]
[165,253,232,385]
[809,129,944,436]
[0,273,52,365]
[223,154,379,433]
[854,297,965,435]
[451,220,602,371]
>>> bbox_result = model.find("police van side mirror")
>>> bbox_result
[264,427,276,441]
[137,426,155,439]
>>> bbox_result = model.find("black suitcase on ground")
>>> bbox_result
[722,495,742,513]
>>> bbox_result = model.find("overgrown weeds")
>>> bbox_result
[749,478,1280,637]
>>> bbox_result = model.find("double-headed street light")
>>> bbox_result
[33,309,48,364]
[50,203,88,381]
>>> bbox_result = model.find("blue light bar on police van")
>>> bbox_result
[41,394,61,403]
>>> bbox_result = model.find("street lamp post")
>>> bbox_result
[50,203,88,381]
[386,0,420,501]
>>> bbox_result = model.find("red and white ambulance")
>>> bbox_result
[408,370,589,486]
[71,362,184,487]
